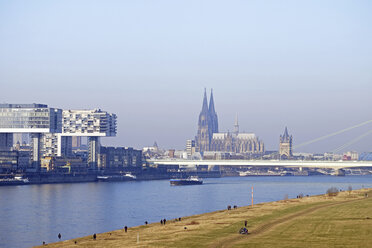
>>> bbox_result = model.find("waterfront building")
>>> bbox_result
[40,133,59,157]
[279,127,293,159]
[0,150,18,172]
[17,151,30,170]
[12,143,31,170]
[0,104,117,171]
[195,90,264,155]
[100,146,142,170]
[168,149,175,158]
[58,109,117,168]
[41,156,86,173]
[0,104,62,134]
[343,151,359,161]
[0,104,62,170]
[38,134,73,158]
[143,142,164,159]
[72,136,82,149]
[186,139,196,157]
[0,133,13,150]
[0,150,30,173]
[62,109,116,136]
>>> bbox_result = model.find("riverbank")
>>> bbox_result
[37,188,372,248]
[0,170,222,186]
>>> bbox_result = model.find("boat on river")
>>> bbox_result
[0,176,29,186]
[170,176,203,186]
[97,173,136,182]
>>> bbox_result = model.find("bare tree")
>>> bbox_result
[348,185,352,194]
[327,187,339,197]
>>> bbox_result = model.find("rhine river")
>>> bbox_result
[1,176,372,248]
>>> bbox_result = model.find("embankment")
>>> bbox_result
[35,188,372,248]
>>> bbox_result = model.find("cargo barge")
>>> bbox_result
[170,176,203,186]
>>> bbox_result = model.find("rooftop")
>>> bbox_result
[0,103,48,108]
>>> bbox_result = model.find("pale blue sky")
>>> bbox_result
[1,0,371,152]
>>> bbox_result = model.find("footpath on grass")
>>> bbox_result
[36,188,372,248]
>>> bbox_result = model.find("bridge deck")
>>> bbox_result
[150,159,372,169]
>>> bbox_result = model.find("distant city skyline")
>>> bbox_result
[1,1,371,152]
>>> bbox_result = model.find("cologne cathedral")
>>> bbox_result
[195,89,264,154]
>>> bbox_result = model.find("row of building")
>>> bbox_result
[184,90,364,161]
[0,104,142,173]
[1,95,367,175]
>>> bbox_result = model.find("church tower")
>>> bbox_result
[279,127,293,159]
[196,89,211,153]
[234,114,239,135]
[208,89,219,136]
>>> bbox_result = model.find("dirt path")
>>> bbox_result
[209,198,364,248]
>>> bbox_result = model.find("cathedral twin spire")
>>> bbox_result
[201,88,209,114]
[208,89,216,114]
[195,89,264,154]
[208,89,218,134]
[199,88,218,129]
[196,89,219,152]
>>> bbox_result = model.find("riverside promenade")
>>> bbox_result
[37,188,372,248]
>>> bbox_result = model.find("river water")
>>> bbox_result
[1,176,371,248]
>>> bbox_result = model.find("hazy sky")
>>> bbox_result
[1,0,372,153]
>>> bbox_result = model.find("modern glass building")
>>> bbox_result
[62,109,117,136]
[0,104,117,171]
[0,150,18,172]
[61,109,117,168]
[0,104,62,171]
[0,104,62,133]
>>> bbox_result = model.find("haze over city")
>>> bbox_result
[1,0,371,152]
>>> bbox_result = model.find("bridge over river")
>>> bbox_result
[151,120,372,172]
[150,159,372,170]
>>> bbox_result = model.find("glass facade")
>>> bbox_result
[0,104,62,133]
[0,150,18,172]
